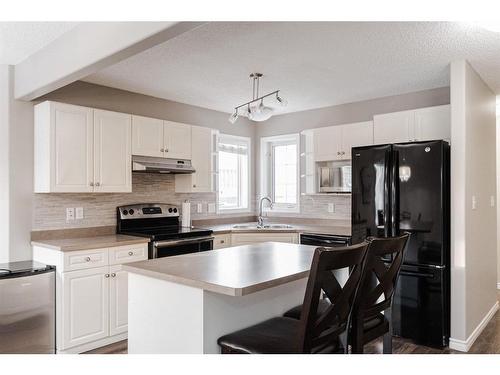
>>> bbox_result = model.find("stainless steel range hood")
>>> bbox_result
[132,155,195,174]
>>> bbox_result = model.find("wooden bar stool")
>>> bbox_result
[217,242,369,354]
[283,234,409,354]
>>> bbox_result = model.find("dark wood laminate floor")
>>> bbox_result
[86,293,500,354]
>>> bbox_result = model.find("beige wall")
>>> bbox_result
[450,60,497,347]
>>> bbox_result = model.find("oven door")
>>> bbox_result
[151,237,214,258]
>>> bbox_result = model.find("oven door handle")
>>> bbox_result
[153,236,214,248]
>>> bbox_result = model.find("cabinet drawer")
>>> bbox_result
[213,234,231,249]
[63,249,108,271]
[109,244,148,265]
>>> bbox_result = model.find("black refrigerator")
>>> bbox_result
[351,140,450,347]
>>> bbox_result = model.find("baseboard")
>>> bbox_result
[449,301,499,352]
[57,332,128,354]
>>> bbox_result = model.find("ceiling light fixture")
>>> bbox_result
[228,73,287,123]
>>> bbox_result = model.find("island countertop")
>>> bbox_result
[124,242,317,296]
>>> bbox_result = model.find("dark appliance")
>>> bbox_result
[300,233,351,247]
[0,261,55,353]
[117,203,214,259]
[351,140,450,347]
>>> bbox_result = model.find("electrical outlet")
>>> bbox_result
[197,203,203,213]
[75,207,84,220]
[491,196,496,208]
[66,208,75,221]
[328,203,335,213]
[208,203,216,214]
[472,196,477,210]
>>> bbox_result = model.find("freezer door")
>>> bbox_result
[393,141,449,266]
[351,144,392,244]
[391,264,449,347]
[0,271,55,353]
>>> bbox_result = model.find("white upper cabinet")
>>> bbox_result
[35,102,94,193]
[374,105,450,144]
[313,121,373,161]
[313,125,341,161]
[414,105,451,142]
[34,101,132,193]
[131,115,164,158]
[373,110,414,144]
[163,121,192,160]
[175,125,216,193]
[93,110,132,193]
[341,121,374,160]
[132,117,192,160]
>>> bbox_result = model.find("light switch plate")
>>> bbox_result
[328,203,335,213]
[491,196,495,208]
[197,203,203,213]
[66,208,75,221]
[208,203,216,214]
[75,207,84,220]
[472,196,477,210]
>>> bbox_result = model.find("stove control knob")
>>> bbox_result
[129,209,134,215]
[168,208,173,213]
[173,208,178,213]
[122,210,128,216]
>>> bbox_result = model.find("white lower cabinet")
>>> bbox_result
[62,267,110,349]
[231,232,299,246]
[213,234,231,249]
[33,243,148,353]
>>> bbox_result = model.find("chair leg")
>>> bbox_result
[350,322,364,354]
[339,331,348,354]
[382,308,393,354]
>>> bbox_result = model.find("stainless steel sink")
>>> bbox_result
[232,224,294,229]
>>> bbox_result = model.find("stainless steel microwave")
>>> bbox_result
[318,164,352,193]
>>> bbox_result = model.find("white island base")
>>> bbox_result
[128,273,307,354]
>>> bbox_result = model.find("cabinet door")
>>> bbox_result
[313,126,341,161]
[164,121,192,160]
[131,115,164,157]
[414,105,450,142]
[191,126,213,192]
[94,110,132,193]
[340,121,373,159]
[61,267,109,350]
[373,110,413,144]
[231,233,299,245]
[109,265,128,336]
[51,103,94,192]
[213,234,231,249]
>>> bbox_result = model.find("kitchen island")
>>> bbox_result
[124,242,317,354]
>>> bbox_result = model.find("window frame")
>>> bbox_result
[260,133,301,213]
[217,133,251,214]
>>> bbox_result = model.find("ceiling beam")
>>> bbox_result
[14,22,206,101]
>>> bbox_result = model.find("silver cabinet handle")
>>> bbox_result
[85,257,91,262]
[165,148,169,152]
[89,182,94,186]
[95,182,100,187]
[128,251,133,256]
[105,274,110,278]
[111,273,116,278]
[160,148,164,152]
[221,240,225,244]
[193,184,196,188]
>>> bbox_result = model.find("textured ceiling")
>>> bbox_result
[77,22,500,114]
[0,22,78,65]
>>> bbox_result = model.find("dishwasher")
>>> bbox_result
[0,261,55,354]
[300,233,351,247]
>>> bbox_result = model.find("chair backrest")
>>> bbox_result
[298,242,369,353]
[352,234,410,321]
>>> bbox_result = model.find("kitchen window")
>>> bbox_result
[260,134,300,212]
[217,134,250,212]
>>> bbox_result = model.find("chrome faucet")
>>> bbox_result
[257,196,273,228]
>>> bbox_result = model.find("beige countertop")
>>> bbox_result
[31,234,150,252]
[198,222,351,236]
[124,242,317,296]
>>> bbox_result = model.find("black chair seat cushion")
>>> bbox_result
[284,300,388,334]
[217,317,341,354]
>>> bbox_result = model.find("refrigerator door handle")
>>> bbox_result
[383,149,391,237]
[391,149,400,236]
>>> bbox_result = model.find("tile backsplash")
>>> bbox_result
[33,174,351,231]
